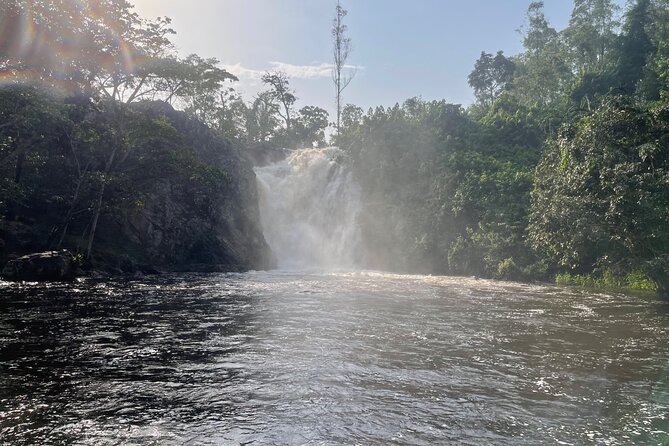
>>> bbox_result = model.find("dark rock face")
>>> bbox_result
[0,100,275,276]
[118,101,275,272]
[2,250,75,282]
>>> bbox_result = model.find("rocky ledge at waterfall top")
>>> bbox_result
[1,101,274,276]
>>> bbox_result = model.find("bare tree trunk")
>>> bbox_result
[6,150,26,221]
[283,102,292,130]
[85,181,105,259]
[57,170,86,248]
[85,149,115,260]
[13,151,25,184]
[85,104,124,260]
[332,1,355,137]
[57,133,90,249]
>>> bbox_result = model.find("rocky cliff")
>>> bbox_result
[110,101,275,272]
[0,98,274,275]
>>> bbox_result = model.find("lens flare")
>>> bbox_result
[0,0,142,91]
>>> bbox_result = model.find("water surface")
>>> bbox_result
[1,271,668,445]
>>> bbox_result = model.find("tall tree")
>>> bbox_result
[332,1,355,136]
[261,71,296,130]
[294,106,329,147]
[615,0,655,97]
[522,1,559,53]
[513,2,573,108]
[565,0,620,73]
[468,51,515,107]
[245,91,280,144]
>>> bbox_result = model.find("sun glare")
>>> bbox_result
[0,0,142,92]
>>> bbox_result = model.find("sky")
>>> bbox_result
[130,0,627,117]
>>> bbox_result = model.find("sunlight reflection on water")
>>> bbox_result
[0,271,668,445]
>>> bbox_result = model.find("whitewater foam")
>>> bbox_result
[254,147,361,270]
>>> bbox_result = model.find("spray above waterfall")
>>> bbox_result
[255,148,361,270]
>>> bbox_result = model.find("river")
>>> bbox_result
[1,271,668,445]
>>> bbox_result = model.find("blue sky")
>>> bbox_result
[132,1,626,116]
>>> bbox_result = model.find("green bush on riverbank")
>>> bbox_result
[555,270,657,292]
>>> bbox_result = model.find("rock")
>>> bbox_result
[87,270,109,279]
[118,101,275,272]
[137,264,161,275]
[1,250,75,282]
[119,255,136,274]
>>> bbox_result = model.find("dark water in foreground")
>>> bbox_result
[1,271,668,445]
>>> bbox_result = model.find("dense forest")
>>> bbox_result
[1,0,669,297]
[338,0,669,298]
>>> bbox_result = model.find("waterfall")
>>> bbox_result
[255,147,361,270]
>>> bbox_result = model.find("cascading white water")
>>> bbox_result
[255,147,361,270]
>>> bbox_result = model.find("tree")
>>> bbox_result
[245,91,280,144]
[615,0,656,97]
[529,97,669,297]
[341,104,364,131]
[0,0,107,94]
[565,0,620,73]
[332,1,355,136]
[0,85,70,222]
[152,55,237,108]
[468,51,515,106]
[261,71,296,130]
[514,4,573,109]
[209,87,248,140]
[522,1,559,53]
[294,106,329,147]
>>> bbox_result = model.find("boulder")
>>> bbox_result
[1,250,76,282]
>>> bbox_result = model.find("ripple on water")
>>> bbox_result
[0,272,668,445]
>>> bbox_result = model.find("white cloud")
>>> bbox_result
[223,61,361,81]
[269,62,333,79]
[222,63,264,80]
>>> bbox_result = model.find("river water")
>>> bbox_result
[1,271,668,445]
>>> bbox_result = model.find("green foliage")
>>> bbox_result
[4,0,669,301]
[615,0,655,97]
[523,2,559,52]
[531,97,669,296]
[335,0,669,298]
[293,106,329,147]
[556,269,656,291]
[340,96,542,279]
[625,270,657,290]
[0,81,238,265]
[468,51,515,107]
[261,71,297,131]
[515,2,574,108]
[564,0,620,73]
